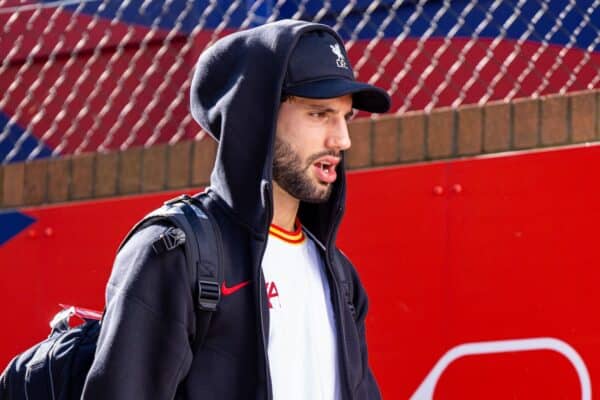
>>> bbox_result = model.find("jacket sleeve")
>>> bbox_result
[81,224,196,400]
[352,270,381,399]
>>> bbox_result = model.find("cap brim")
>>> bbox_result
[283,78,391,113]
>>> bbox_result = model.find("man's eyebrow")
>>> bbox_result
[304,104,336,112]
[304,104,354,117]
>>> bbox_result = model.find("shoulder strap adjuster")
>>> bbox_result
[164,194,192,206]
[198,280,220,312]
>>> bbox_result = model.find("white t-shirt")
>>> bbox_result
[261,221,341,400]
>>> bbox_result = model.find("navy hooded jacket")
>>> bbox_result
[81,19,381,399]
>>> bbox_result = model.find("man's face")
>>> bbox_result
[273,95,353,203]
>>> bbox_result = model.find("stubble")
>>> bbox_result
[272,137,334,203]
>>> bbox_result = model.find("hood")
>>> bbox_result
[190,20,349,245]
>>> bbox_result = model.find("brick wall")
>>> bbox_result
[1,90,598,209]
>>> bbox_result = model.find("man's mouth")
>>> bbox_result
[313,156,340,184]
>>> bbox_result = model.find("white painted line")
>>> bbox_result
[411,337,591,400]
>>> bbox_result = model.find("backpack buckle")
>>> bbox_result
[198,280,220,312]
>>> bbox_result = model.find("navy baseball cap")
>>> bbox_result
[283,30,391,113]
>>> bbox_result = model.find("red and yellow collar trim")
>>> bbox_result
[269,219,305,244]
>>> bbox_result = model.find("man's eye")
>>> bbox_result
[309,112,328,119]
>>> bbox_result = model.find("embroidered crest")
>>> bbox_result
[329,43,348,69]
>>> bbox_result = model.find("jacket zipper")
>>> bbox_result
[305,226,353,400]
[257,252,272,400]
[258,182,273,400]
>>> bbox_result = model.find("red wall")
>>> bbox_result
[2,143,599,398]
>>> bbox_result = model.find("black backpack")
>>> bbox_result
[0,194,223,400]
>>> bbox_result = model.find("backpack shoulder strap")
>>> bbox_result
[117,193,223,343]
[177,195,223,312]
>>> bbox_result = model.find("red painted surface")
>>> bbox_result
[340,144,600,398]
[0,194,176,358]
[2,144,599,398]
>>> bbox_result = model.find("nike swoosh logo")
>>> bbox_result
[221,280,251,296]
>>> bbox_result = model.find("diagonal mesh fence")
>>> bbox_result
[0,0,599,163]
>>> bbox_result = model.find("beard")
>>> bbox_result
[272,137,335,203]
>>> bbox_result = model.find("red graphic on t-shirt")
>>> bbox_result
[266,281,281,309]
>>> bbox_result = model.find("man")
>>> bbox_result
[82,19,390,399]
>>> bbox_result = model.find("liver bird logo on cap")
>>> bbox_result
[330,43,348,69]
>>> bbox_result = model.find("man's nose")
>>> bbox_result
[326,118,351,151]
